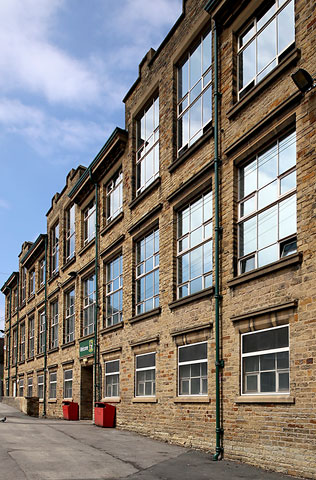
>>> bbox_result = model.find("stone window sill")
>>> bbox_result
[61,255,76,272]
[235,395,295,404]
[100,322,124,335]
[101,212,124,236]
[37,285,45,295]
[101,397,121,404]
[132,397,157,403]
[48,399,57,403]
[227,253,302,288]
[61,340,75,349]
[129,177,161,210]
[48,272,59,285]
[169,287,214,310]
[48,347,59,354]
[168,127,213,174]
[227,47,300,120]
[78,239,95,257]
[174,396,210,403]
[36,353,44,359]
[129,307,161,324]
[79,333,95,342]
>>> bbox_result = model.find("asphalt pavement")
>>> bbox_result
[0,402,304,480]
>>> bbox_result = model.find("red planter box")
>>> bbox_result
[62,402,79,421]
[94,402,116,427]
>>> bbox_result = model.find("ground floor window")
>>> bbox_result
[135,352,156,397]
[18,378,24,397]
[64,369,73,399]
[104,360,120,397]
[241,325,289,394]
[49,372,57,399]
[178,342,208,396]
[37,375,44,400]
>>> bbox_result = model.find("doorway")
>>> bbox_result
[80,365,93,419]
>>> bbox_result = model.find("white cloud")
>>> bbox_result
[0,0,102,106]
[0,199,10,210]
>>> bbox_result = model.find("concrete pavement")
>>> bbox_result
[0,402,304,480]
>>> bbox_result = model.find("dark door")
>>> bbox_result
[80,365,93,419]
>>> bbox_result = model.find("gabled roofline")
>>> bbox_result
[1,272,19,294]
[20,234,47,266]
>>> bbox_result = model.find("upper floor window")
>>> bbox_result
[28,316,35,358]
[29,270,35,297]
[177,29,212,155]
[136,97,159,195]
[178,342,208,396]
[65,289,75,344]
[238,0,295,99]
[20,323,25,362]
[66,204,76,261]
[21,267,26,303]
[12,288,17,312]
[136,229,159,315]
[51,223,59,275]
[38,310,46,354]
[12,328,17,366]
[39,258,45,287]
[83,275,95,336]
[106,171,123,223]
[83,200,96,245]
[105,255,123,328]
[238,131,296,274]
[242,325,289,394]
[50,300,59,349]
[177,192,212,298]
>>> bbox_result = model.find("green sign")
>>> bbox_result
[79,338,94,358]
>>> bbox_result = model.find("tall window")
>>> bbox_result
[19,378,24,397]
[12,328,17,365]
[65,289,75,343]
[66,204,76,261]
[135,352,156,397]
[136,97,159,195]
[49,372,57,399]
[28,316,35,358]
[105,255,123,328]
[238,0,294,98]
[242,325,289,394]
[27,377,33,397]
[136,229,159,315]
[178,30,212,154]
[13,288,17,312]
[64,369,73,398]
[29,269,35,297]
[105,360,120,397]
[50,301,58,349]
[106,171,123,222]
[238,131,296,274]
[83,275,95,336]
[177,192,212,298]
[51,223,59,275]
[39,258,45,287]
[21,267,26,303]
[38,311,46,354]
[83,200,96,245]
[37,375,44,400]
[20,323,25,362]
[178,342,208,396]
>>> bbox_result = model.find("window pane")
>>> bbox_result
[277,351,289,369]
[190,97,202,139]
[258,205,277,249]
[243,326,288,354]
[258,243,278,267]
[261,371,276,392]
[257,19,276,73]
[279,131,296,174]
[258,180,278,209]
[261,353,275,371]
[239,217,256,257]
[191,378,200,395]
[246,375,258,392]
[179,343,207,363]
[202,31,212,73]
[280,171,296,195]
[279,372,289,391]
[258,143,277,188]
[240,159,256,199]
[178,60,189,100]
[178,253,189,284]
[136,353,155,369]
[202,86,212,126]
[278,1,294,53]
[190,43,201,87]
[190,246,203,278]
[190,276,202,294]
[239,40,255,89]
[279,195,296,239]
[244,356,259,373]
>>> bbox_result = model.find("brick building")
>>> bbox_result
[1,0,316,477]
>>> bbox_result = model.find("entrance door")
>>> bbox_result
[80,365,93,419]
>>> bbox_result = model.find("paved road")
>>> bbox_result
[0,402,303,480]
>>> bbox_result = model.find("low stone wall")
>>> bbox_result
[1,396,39,416]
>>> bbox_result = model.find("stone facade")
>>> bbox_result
[1,0,316,478]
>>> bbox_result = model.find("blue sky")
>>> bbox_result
[0,0,183,331]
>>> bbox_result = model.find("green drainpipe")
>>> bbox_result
[213,19,224,461]
[43,234,48,416]
[6,288,12,396]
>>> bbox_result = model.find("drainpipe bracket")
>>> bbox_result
[214,91,222,99]
[214,293,222,300]
[214,226,223,233]
[215,360,224,368]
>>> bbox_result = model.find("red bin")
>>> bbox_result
[94,402,116,427]
[62,401,79,421]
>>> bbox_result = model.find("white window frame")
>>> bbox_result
[83,200,96,245]
[237,0,295,99]
[241,325,290,395]
[105,255,123,328]
[177,29,212,155]
[106,170,123,223]
[135,352,156,397]
[51,223,59,275]
[29,269,35,297]
[37,374,44,400]
[49,372,57,399]
[65,289,75,344]
[178,341,208,396]
[39,258,45,287]
[135,229,159,315]
[18,378,24,397]
[21,267,26,303]
[66,204,76,261]
[83,275,95,336]
[136,97,159,195]
[20,323,25,362]
[12,328,17,365]
[177,192,213,299]
[104,360,120,398]
[238,131,297,274]
[38,311,46,354]
[63,369,73,399]
[50,301,59,349]
[27,377,33,397]
[28,316,35,358]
